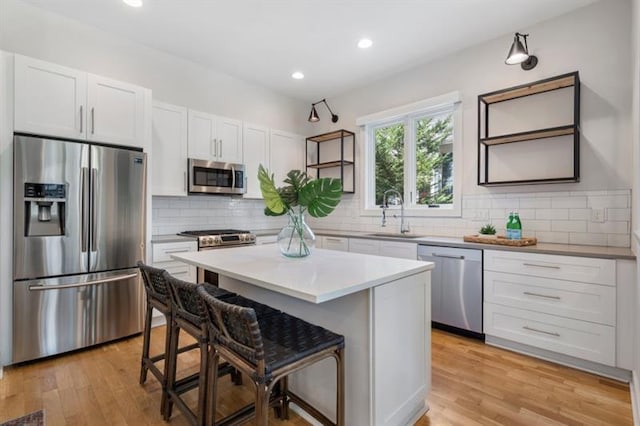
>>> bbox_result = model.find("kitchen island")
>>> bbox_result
[172,245,434,426]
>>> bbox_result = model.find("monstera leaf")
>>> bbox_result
[258,165,342,218]
[299,178,343,218]
[257,165,286,216]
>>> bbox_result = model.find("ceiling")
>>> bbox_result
[23,0,597,102]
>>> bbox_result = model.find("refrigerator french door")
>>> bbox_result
[12,135,146,363]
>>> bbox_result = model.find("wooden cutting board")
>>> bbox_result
[463,235,537,246]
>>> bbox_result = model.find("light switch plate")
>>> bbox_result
[590,208,606,223]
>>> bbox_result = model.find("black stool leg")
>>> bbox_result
[139,304,153,384]
[164,319,180,420]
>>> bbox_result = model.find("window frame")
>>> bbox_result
[360,91,462,218]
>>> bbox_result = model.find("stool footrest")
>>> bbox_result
[216,393,284,426]
[287,390,335,426]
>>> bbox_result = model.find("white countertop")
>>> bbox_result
[171,244,434,303]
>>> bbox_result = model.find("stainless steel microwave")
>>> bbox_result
[188,159,246,195]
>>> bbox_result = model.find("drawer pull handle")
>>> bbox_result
[523,291,561,300]
[325,238,343,242]
[523,262,560,269]
[164,249,190,254]
[523,326,560,337]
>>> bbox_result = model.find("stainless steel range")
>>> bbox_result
[177,229,256,283]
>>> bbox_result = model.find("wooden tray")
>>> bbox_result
[463,235,537,246]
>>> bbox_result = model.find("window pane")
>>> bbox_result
[415,114,453,206]
[374,123,404,205]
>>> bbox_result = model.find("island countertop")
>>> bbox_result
[171,244,434,303]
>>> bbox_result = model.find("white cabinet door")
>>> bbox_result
[187,109,216,161]
[380,242,417,259]
[86,74,145,147]
[256,235,278,245]
[243,123,270,199]
[217,116,243,163]
[152,101,188,196]
[14,54,87,139]
[270,129,304,182]
[349,238,381,255]
[321,236,349,252]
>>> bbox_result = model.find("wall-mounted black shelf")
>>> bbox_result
[477,71,580,186]
[306,129,355,193]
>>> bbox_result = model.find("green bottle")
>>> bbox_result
[506,212,514,239]
[513,211,522,240]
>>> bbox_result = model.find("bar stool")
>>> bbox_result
[164,274,282,425]
[138,261,200,415]
[197,286,345,426]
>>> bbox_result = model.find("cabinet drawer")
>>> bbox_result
[349,238,380,255]
[484,271,615,325]
[380,242,417,260]
[152,241,197,263]
[321,236,349,252]
[484,303,615,366]
[484,250,615,286]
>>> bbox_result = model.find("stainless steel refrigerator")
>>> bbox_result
[12,134,146,363]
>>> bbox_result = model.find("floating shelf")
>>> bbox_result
[481,73,577,104]
[307,160,355,169]
[306,129,356,193]
[480,125,576,146]
[477,71,580,187]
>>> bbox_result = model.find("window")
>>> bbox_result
[359,92,461,217]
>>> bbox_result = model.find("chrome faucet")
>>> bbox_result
[381,189,410,234]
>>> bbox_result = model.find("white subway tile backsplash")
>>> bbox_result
[535,231,569,244]
[588,195,628,209]
[152,188,631,248]
[520,198,551,209]
[551,196,587,209]
[535,209,569,220]
[569,232,607,246]
[551,220,587,233]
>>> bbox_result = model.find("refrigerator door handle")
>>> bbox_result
[28,272,138,291]
[91,168,97,252]
[81,167,89,252]
[231,166,236,189]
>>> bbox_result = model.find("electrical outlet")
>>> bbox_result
[590,208,606,223]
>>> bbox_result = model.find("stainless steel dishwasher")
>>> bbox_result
[418,245,483,337]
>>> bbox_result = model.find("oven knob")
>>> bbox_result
[213,236,221,244]
[204,237,212,246]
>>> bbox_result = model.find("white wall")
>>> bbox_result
[0,0,311,135]
[316,0,631,195]
[631,0,640,421]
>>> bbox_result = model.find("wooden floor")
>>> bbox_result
[0,328,632,425]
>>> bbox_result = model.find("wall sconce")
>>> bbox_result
[505,32,538,71]
[308,99,339,123]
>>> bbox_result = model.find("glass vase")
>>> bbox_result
[277,207,315,258]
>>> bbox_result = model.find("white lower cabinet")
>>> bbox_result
[256,235,277,245]
[319,236,349,252]
[348,238,380,255]
[484,249,621,368]
[152,240,197,324]
[348,238,417,259]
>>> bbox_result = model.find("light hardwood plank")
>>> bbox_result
[0,328,632,425]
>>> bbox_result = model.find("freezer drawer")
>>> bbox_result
[12,269,143,363]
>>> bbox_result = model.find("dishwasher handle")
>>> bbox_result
[431,253,465,260]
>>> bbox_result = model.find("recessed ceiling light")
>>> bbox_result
[358,38,373,49]
[291,71,304,80]
[123,0,143,7]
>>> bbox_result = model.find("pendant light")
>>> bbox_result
[505,32,538,71]
[308,99,339,123]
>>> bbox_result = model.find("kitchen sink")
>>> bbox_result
[365,232,423,239]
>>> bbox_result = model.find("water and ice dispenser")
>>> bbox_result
[23,183,66,237]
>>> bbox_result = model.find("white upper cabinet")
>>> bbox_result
[15,54,87,139]
[269,129,304,183]
[187,110,242,164]
[86,74,145,147]
[14,55,147,148]
[152,101,188,196]
[243,123,270,199]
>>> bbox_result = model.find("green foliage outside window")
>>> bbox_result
[374,114,453,206]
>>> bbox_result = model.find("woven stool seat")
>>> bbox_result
[173,282,235,325]
[259,312,345,377]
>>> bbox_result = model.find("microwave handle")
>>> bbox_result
[231,166,236,189]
